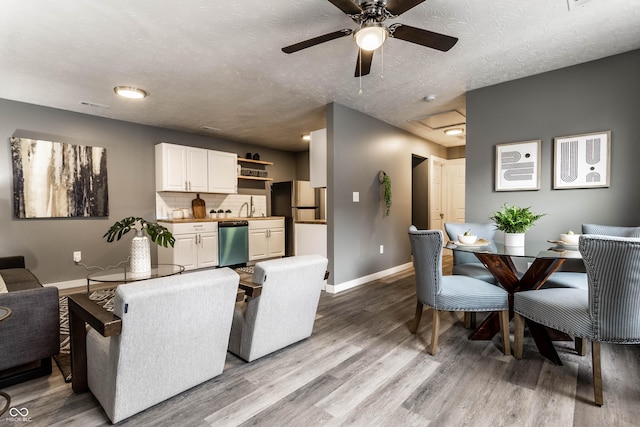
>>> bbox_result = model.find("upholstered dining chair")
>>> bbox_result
[228,254,328,362]
[545,223,640,290]
[408,226,510,356]
[444,222,497,284]
[514,235,640,406]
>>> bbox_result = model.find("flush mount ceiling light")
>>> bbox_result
[354,22,388,51]
[301,134,311,142]
[114,86,148,99]
[444,128,464,136]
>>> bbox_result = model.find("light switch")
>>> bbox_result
[353,192,359,202]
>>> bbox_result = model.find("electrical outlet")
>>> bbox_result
[73,251,82,263]
[380,245,384,254]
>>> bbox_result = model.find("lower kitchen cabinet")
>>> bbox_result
[248,219,285,261]
[158,222,218,270]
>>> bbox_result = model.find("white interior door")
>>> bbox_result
[445,158,466,224]
[429,157,445,235]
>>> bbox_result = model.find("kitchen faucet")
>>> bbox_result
[239,197,256,218]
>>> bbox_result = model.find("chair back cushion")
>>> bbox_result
[582,223,640,237]
[444,222,496,265]
[239,254,328,361]
[581,235,640,342]
[408,226,443,306]
[86,268,239,423]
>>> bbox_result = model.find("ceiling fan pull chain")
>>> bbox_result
[380,44,384,81]
[358,49,363,95]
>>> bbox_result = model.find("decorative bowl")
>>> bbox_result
[458,234,478,244]
[560,233,580,245]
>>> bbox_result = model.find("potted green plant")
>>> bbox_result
[488,204,545,246]
[103,217,175,273]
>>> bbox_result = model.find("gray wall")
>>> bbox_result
[466,49,640,239]
[327,102,447,285]
[0,98,297,284]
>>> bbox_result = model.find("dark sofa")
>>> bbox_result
[0,256,59,387]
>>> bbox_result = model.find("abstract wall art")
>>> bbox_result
[495,140,541,191]
[553,131,610,189]
[10,137,109,218]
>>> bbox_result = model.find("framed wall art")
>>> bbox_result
[553,131,610,189]
[495,140,541,191]
[10,137,109,218]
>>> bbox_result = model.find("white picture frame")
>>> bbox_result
[553,131,610,189]
[495,140,541,191]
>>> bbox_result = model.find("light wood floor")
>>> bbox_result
[3,258,640,426]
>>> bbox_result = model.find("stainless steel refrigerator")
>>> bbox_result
[270,180,323,256]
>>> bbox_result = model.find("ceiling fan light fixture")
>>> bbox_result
[444,128,464,136]
[114,86,148,99]
[354,22,388,51]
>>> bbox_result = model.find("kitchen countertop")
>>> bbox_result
[295,220,327,225]
[158,216,284,224]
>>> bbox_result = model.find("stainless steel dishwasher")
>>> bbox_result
[218,220,249,267]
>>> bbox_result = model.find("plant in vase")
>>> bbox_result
[217,209,224,219]
[103,217,175,273]
[488,204,545,246]
[225,209,232,218]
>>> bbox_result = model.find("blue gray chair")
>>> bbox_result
[408,226,510,355]
[546,223,640,290]
[444,222,497,284]
[514,235,640,406]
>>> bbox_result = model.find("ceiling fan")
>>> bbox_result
[281,0,458,77]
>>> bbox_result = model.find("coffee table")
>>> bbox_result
[86,264,185,294]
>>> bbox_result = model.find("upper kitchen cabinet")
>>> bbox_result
[310,128,326,188]
[156,142,208,192]
[208,150,237,194]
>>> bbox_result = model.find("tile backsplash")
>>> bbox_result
[156,192,267,219]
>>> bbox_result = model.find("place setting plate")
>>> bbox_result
[451,238,492,247]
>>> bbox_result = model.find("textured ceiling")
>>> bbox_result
[1,1,639,151]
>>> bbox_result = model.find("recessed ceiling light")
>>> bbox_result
[301,134,311,142]
[114,86,148,99]
[444,128,464,136]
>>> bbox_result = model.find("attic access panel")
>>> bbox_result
[412,110,466,131]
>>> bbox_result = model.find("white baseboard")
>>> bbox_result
[325,262,413,294]
[44,278,86,291]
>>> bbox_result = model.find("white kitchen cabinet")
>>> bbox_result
[155,142,208,192]
[158,222,218,270]
[208,150,237,194]
[310,128,327,188]
[248,219,285,261]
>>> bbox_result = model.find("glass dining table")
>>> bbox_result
[445,238,581,365]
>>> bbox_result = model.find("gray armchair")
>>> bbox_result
[408,227,510,356]
[82,268,239,423]
[514,235,640,406]
[228,255,328,362]
[0,256,59,388]
[444,222,497,284]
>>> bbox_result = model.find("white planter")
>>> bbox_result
[130,229,151,273]
[504,232,525,247]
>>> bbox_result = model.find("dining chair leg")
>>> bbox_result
[410,301,423,334]
[428,309,440,355]
[514,312,525,359]
[464,312,476,329]
[592,341,603,406]
[498,310,511,355]
[575,337,587,356]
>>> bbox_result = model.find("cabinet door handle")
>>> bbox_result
[185,180,189,191]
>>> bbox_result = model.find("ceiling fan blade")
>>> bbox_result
[390,24,458,52]
[385,0,427,16]
[327,0,363,15]
[354,49,374,77]
[282,29,353,54]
